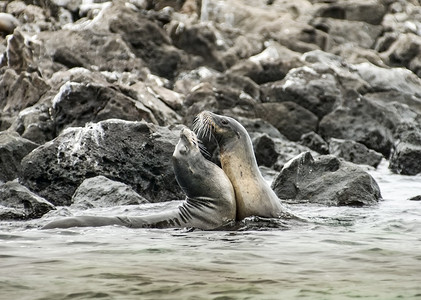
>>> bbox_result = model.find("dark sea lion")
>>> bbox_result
[193,111,291,220]
[42,127,236,230]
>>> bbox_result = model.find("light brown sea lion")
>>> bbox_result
[42,127,236,230]
[193,111,291,220]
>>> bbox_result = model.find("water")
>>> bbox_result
[1,160,421,300]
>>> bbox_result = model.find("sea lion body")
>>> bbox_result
[194,111,290,220]
[43,127,236,230]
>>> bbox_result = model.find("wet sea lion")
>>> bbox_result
[193,111,291,220]
[42,127,236,230]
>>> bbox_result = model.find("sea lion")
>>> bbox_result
[42,127,236,230]
[193,111,291,220]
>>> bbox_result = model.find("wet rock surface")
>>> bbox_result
[1,0,421,219]
[272,152,382,206]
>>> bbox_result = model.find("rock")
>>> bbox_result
[313,1,386,25]
[252,133,316,171]
[252,134,278,168]
[168,20,227,71]
[272,152,382,206]
[183,73,261,124]
[256,102,318,141]
[301,50,370,93]
[353,61,421,95]
[389,123,421,175]
[329,138,383,168]
[38,29,145,74]
[319,91,395,157]
[0,131,39,182]
[107,5,186,79]
[51,80,160,134]
[227,41,303,84]
[71,176,149,209]
[409,195,421,201]
[8,101,57,144]
[237,117,284,139]
[0,12,20,35]
[1,29,36,73]
[311,17,382,51]
[300,131,329,154]
[0,68,50,117]
[0,181,55,220]
[260,65,342,118]
[20,119,184,206]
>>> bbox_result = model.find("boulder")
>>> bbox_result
[0,68,50,117]
[38,29,145,74]
[8,101,57,144]
[381,33,421,70]
[311,17,382,51]
[0,181,55,220]
[256,102,318,141]
[252,133,316,171]
[71,176,149,209]
[107,5,186,79]
[329,138,383,168]
[51,81,158,134]
[20,119,184,206]
[272,152,382,206]
[260,66,342,118]
[0,131,39,182]
[313,1,386,25]
[319,91,395,157]
[300,131,329,155]
[389,123,421,175]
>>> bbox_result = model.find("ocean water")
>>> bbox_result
[1,160,420,300]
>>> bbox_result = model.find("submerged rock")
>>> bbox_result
[71,176,149,209]
[272,152,382,206]
[0,181,55,220]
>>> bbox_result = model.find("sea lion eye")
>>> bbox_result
[221,119,229,125]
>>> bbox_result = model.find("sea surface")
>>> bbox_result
[1,160,420,300]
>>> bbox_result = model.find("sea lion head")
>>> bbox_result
[173,126,201,157]
[193,111,247,148]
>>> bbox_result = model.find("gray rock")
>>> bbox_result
[272,152,382,206]
[252,133,317,171]
[329,138,383,168]
[71,176,149,209]
[311,18,382,51]
[389,123,421,175]
[256,102,318,141]
[0,68,50,120]
[0,181,55,220]
[260,66,342,118]
[51,81,157,134]
[313,1,386,25]
[0,131,39,182]
[20,119,184,206]
[319,91,395,157]
[300,131,329,155]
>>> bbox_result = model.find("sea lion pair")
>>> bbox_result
[43,112,289,230]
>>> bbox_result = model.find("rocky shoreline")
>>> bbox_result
[1,0,420,221]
